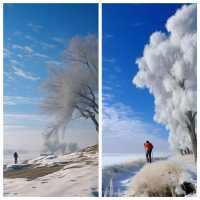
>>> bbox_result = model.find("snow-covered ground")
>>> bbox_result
[102,152,168,167]
[102,154,196,197]
[4,146,98,197]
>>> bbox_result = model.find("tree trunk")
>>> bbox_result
[185,111,197,163]
[188,129,197,162]
[91,114,98,132]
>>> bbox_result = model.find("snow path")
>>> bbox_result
[4,150,98,197]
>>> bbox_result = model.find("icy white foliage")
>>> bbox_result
[41,35,98,153]
[133,5,197,151]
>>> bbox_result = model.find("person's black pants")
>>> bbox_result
[146,150,152,163]
[14,158,18,164]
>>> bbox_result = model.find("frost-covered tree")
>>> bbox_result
[41,35,98,153]
[133,5,197,161]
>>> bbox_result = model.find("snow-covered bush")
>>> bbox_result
[126,160,195,196]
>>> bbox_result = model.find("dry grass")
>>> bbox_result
[4,165,64,181]
[126,160,183,197]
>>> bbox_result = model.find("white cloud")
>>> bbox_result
[24,46,34,54]
[25,35,35,41]
[34,53,49,59]
[5,113,43,121]
[27,23,43,32]
[103,102,169,154]
[4,96,40,106]
[45,60,61,66]
[4,72,14,81]
[102,92,113,104]
[104,58,116,63]
[12,44,24,50]
[10,59,21,65]
[12,43,50,59]
[4,113,48,127]
[12,66,40,81]
[40,42,56,49]
[13,31,22,36]
[52,37,65,44]
[103,85,112,91]
[17,54,23,59]
[12,44,34,55]
[3,48,12,58]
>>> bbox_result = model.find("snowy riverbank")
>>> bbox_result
[102,152,168,168]
[4,145,98,197]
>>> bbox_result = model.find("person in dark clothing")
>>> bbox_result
[144,141,154,163]
[13,152,18,164]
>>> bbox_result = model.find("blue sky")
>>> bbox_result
[4,4,98,153]
[102,4,184,154]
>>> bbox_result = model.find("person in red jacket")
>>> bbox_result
[144,141,154,163]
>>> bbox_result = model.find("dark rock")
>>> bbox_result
[181,181,196,195]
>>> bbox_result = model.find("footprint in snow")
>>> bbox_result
[58,175,65,178]
[41,181,48,184]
